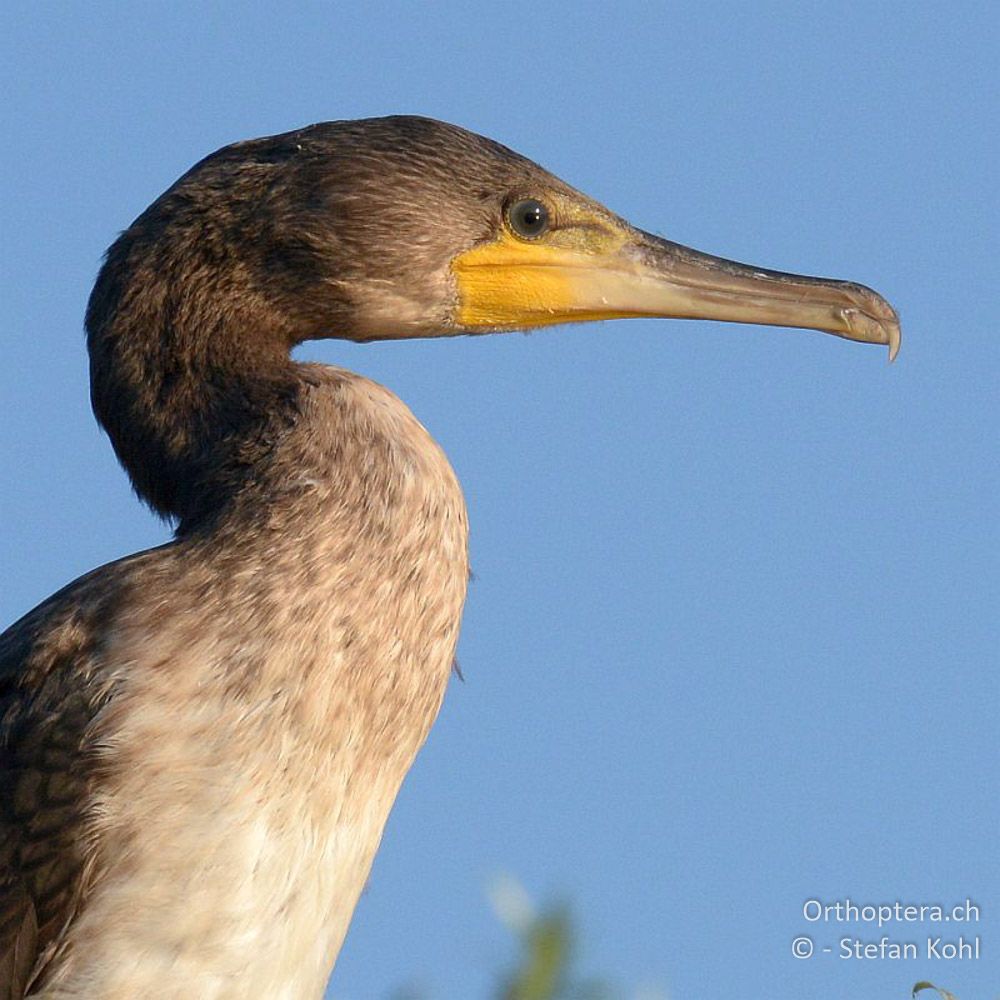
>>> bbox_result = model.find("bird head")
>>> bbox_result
[104,115,897,358]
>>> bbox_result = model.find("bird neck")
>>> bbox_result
[87,276,303,531]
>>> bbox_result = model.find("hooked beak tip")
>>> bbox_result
[887,319,902,363]
[836,288,901,362]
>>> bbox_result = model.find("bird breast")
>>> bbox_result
[37,367,469,998]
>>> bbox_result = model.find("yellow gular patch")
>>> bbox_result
[452,227,632,330]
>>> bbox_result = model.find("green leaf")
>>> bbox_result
[912,982,959,1000]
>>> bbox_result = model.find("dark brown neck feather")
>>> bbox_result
[85,194,304,533]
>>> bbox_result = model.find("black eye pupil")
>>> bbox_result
[510,199,549,238]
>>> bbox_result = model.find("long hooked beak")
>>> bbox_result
[614,230,900,361]
[454,221,900,360]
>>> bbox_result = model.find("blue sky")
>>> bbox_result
[2,3,997,998]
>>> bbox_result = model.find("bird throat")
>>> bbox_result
[88,306,303,531]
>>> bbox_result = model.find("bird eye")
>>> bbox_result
[507,199,550,240]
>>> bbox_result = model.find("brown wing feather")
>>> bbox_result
[1,557,145,996]
[0,873,37,1000]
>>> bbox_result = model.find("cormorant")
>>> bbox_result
[0,116,899,998]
